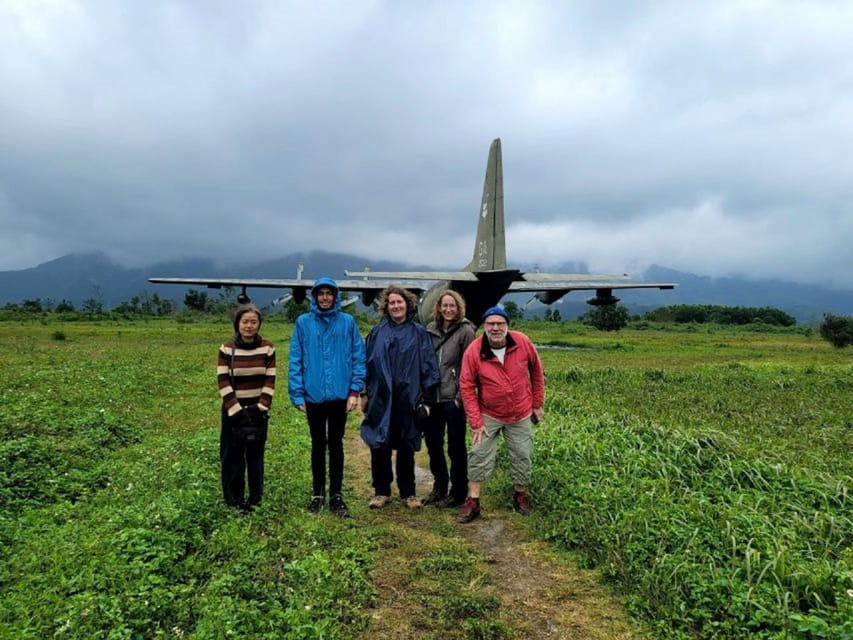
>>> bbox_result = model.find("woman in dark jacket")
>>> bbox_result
[360,286,439,509]
[422,290,475,507]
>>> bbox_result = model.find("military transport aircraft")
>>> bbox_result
[149,139,675,325]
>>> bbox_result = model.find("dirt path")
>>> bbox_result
[345,430,645,640]
[456,518,639,640]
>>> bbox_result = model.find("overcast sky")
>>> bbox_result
[2,1,851,288]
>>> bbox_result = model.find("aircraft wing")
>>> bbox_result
[508,280,674,291]
[344,270,478,281]
[518,272,631,282]
[148,276,393,290]
[508,276,675,306]
[147,276,432,306]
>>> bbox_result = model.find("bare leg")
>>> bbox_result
[468,480,481,499]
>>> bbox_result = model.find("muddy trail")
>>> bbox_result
[342,431,647,640]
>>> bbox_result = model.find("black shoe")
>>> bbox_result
[438,494,464,508]
[238,502,255,514]
[307,495,325,513]
[329,494,350,518]
[421,490,446,506]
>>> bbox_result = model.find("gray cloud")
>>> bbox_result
[1,1,851,287]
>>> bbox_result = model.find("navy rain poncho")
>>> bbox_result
[360,310,439,452]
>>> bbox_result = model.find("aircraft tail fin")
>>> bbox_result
[465,138,507,272]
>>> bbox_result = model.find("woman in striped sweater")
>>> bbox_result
[217,303,276,511]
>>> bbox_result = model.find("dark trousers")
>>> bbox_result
[370,401,417,498]
[370,444,416,499]
[306,399,347,497]
[423,400,468,500]
[220,413,267,507]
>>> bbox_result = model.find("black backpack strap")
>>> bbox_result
[434,323,461,352]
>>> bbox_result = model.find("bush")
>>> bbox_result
[581,304,629,331]
[646,305,797,326]
[819,313,853,348]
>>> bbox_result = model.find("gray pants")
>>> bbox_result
[467,414,533,485]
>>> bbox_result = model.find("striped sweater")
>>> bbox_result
[217,337,276,417]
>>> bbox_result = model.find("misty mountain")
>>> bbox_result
[1,252,851,325]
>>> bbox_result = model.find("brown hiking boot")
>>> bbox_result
[368,495,391,509]
[457,497,480,523]
[404,496,424,510]
[513,490,530,516]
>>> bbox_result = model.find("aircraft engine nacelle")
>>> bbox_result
[361,290,378,307]
[534,290,568,305]
[292,288,307,304]
[586,288,620,306]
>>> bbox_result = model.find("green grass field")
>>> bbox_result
[0,318,850,639]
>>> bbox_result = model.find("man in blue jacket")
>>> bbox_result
[289,277,366,517]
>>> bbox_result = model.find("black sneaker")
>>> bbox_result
[307,495,325,513]
[437,494,465,508]
[329,494,350,518]
[421,490,446,506]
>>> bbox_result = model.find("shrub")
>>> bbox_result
[819,313,853,348]
[581,304,629,331]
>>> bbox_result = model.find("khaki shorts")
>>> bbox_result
[467,414,534,485]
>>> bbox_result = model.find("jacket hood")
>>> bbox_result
[311,277,339,296]
[310,277,341,316]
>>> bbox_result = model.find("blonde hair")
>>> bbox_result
[433,289,466,323]
[378,285,418,317]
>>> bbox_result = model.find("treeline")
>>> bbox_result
[0,289,242,318]
[0,290,318,323]
[644,304,796,326]
[1,293,176,318]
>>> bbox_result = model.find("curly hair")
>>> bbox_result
[432,289,466,323]
[378,285,418,317]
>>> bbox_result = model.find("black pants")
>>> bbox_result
[370,444,416,499]
[306,399,347,497]
[370,401,416,498]
[220,413,267,507]
[423,400,468,500]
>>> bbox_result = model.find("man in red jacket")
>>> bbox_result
[457,306,545,523]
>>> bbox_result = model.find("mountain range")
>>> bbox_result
[1,252,851,325]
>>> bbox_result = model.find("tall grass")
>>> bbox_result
[0,320,375,638]
[1,319,850,638]
[533,344,852,638]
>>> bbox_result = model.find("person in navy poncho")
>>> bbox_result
[360,286,439,510]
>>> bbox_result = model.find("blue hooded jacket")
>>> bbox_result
[360,308,440,451]
[288,277,366,406]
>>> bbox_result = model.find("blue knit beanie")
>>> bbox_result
[481,306,509,321]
